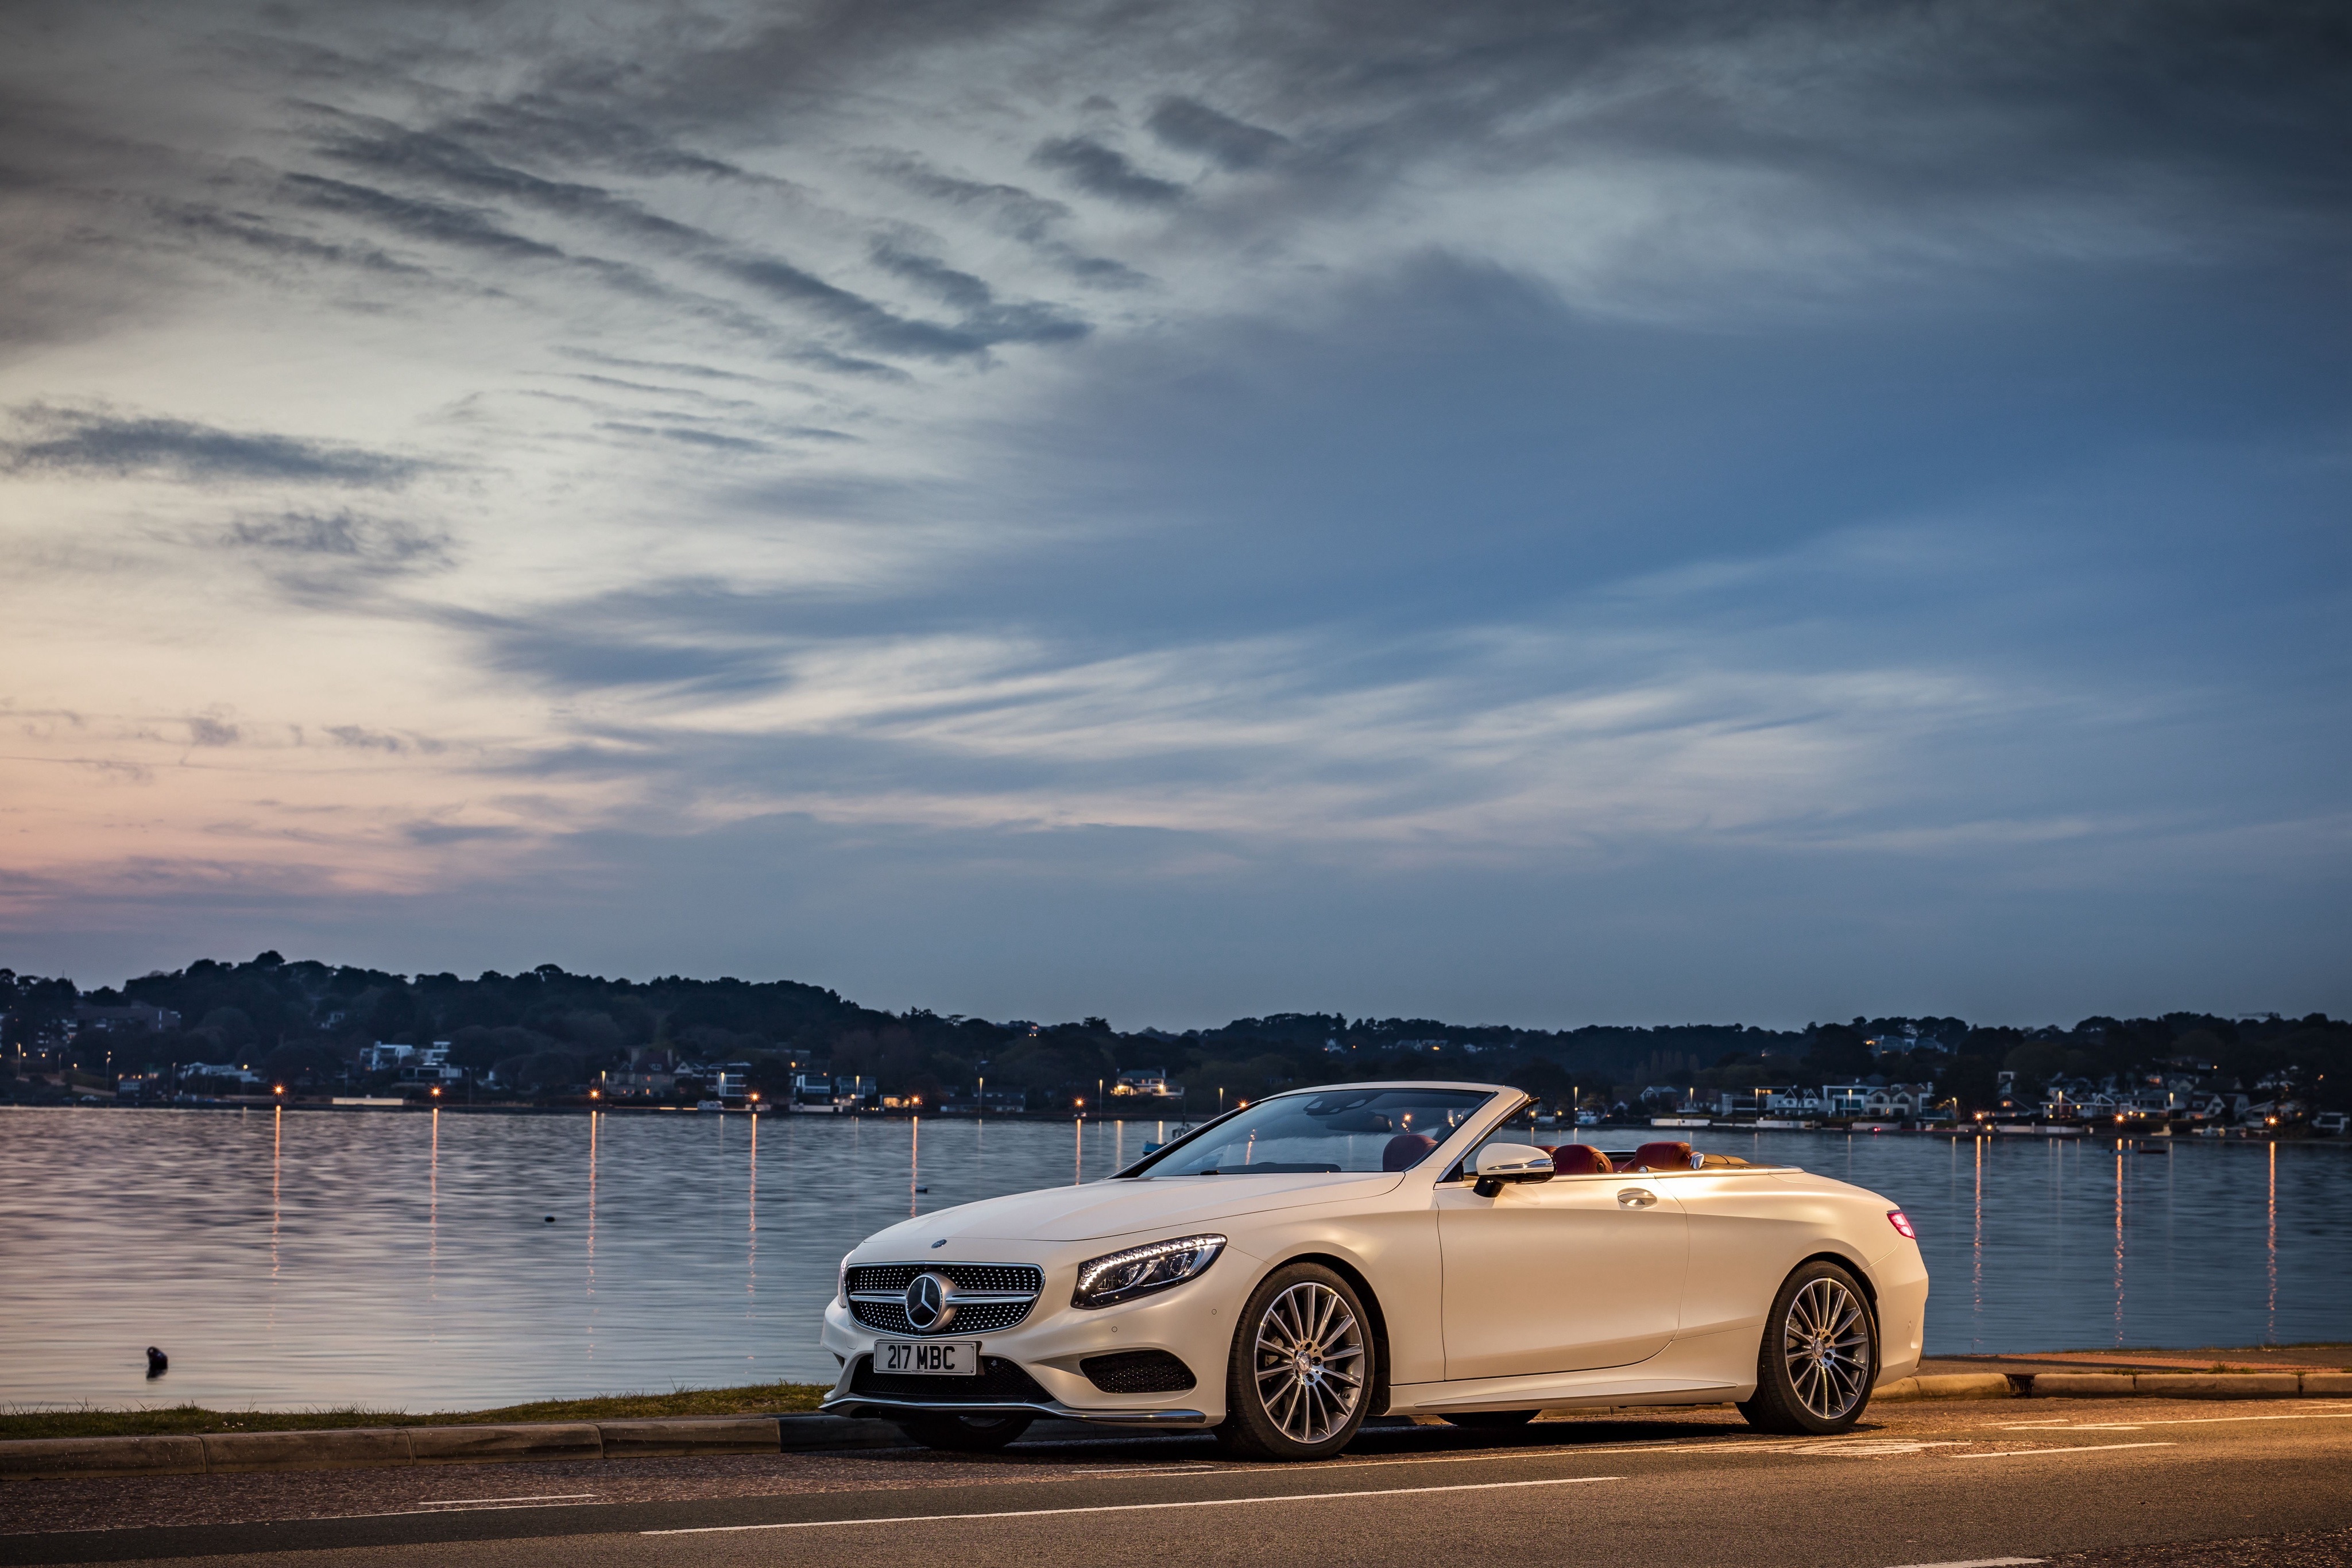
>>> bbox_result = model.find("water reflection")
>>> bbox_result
[745,1111,756,1369]
[0,1110,2346,1411]
[586,1109,598,1366]
[1971,1135,1984,1351]
[2113,1143,2125,1345]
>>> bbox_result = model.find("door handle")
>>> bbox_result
[1617,1187,1656,1209]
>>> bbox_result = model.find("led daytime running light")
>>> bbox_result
[1071,1233,1226,1308]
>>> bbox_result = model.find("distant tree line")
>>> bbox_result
[2,954,2345,1117]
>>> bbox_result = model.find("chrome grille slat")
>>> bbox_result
[847,1263,1043,1294]
[846,1261,1043,1336]
[852,1298,1033,1334]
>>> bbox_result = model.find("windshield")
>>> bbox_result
[1136,1088,1499,1176]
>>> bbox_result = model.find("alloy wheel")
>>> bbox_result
[1781,1276,1870,1422]
[1252,1280,1366,1443]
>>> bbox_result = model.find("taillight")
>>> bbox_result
[1887,1210,1917,1240]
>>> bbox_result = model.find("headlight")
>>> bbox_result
[837,1252,852,1307]
[1072,1234,1225,1308]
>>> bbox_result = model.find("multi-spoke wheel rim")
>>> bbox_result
[1253,1281,1365,1444]
[1781,1277,1871,1421]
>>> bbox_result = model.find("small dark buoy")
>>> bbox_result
[544,1214,556,1224]
[915,1187,929,1194]
[145,1347,168,1379]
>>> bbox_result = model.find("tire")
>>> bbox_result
[895,1411,1035,1451]
[1214,1261,1374,1461]
[1737,1259,1879,1435]
[1441,1410,1539,1430]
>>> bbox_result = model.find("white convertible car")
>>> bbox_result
[821,1081,1926,1459]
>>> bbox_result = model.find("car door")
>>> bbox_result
[1436,1170,1689,1380]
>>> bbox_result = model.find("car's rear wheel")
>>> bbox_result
[1736,1259,1878,1435]
[1441,1410,1539,1429]
[895,1411,1034,1451]
[1214,1262,1372,1461]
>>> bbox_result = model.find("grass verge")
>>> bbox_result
[0,1382,831,1442]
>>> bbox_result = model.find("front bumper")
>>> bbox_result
[818,1245,1258,1427]
[825,1384,1212,1428]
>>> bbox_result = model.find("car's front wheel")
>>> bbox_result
[1214,1262,1372,1461]
[1736,1259,1878,1435]
[895,1411,1034,1451]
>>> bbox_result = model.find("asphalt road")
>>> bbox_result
[5,1398,2350,1568]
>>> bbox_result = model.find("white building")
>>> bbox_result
[1113,1067,1177,1098]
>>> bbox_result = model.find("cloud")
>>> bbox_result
[324,726,416,753]
[1146,98,1289,170]
[3,405,423,486]
[283,173,571,261]
[865,153,1074,243]
[186,715,239,747]
[1031,137,1188,206]
[222,511,452,573]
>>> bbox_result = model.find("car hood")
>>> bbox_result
[860,1172,1407,1248]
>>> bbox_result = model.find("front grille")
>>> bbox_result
[851,1298,1035,1335]
[1080,1350,1197,1394]
[846,1261,1044,1336]
[850,1354,1051,1404]
[847,1263,1043,1294]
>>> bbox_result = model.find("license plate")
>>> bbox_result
[875,1339,978,1375]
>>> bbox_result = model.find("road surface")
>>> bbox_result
[4,1397,2349,1567]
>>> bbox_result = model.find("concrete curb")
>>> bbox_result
[1871,1373,2016,1401]
[0,1413,898,1482]
[7,1373,2351,1480]
[1877,1369,2352,1402]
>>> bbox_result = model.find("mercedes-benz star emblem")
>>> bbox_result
[903,1271,957,1331]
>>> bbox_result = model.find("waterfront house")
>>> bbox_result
[360,1041,453,1074]
[1113,1067,1177,1098]
[603,1068,676,1098]
[179,1062,261,1087]
[1821,1084,1873,1116]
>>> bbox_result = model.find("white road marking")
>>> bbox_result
[1951,1442,2175,1459]
[641,1473,1623,1535]
[414,1493,599,1507]
[2000,1409,2352,1431]
[1793,1439,1967,1458]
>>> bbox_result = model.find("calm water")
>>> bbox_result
[1,1108,2346,1411]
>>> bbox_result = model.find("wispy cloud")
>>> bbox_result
[1031,136,1188,206]
[4,405,424,486]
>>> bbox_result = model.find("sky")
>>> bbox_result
[2,1,2347,1028]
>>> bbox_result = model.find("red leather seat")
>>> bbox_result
[1382,1133,1438,1171]
[1550,1144,1613,1175]
[1630,1140,1697,1172]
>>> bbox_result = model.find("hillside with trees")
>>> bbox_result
[3,953,2345,1121]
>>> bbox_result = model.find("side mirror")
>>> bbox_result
[1472,1142,1556,1197]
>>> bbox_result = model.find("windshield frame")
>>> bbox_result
[1112,1085,1516,1179]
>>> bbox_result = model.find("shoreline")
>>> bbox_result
[9,1344,2347,1444]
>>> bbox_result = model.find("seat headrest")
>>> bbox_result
[1382,1133,1438,1172]
[1551,1144,1614,1176]
[1633,1140,1697,1172]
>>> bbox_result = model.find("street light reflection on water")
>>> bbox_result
[0,1110,2345,1412]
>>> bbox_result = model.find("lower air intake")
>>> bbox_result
[1080,1349,1197,1394]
